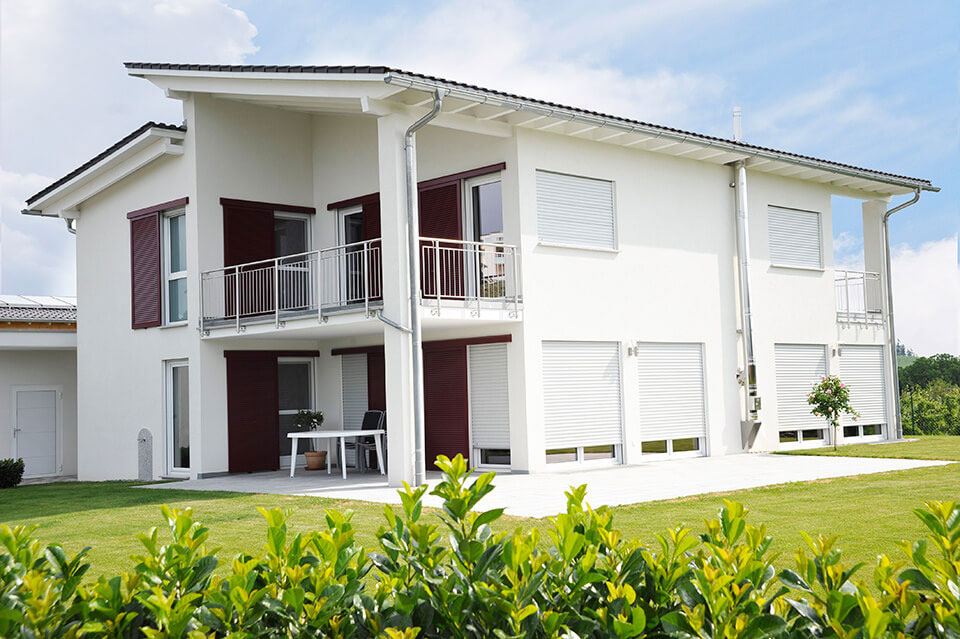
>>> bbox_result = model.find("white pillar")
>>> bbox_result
[378,113,416,486]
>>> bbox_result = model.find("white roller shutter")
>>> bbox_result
[775,344,828,431]
[636,343,707,440]
[839,345,887,426]
[536,170,616,249]
[768,206,822,269]
[340,354,367,431]
[469,343,510,449]
[542,341,623,448]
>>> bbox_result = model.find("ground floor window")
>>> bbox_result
[641,437,702,456]
[546,444,618,464]
[468,343,511,468]
[843,423,885,439]
[779,429,825,444]
[478,449,511,466]
[278,358,314,464]
[165,360,190,473]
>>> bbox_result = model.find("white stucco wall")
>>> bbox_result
[0,348,78,476]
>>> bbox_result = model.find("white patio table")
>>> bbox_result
[287,429,385,479]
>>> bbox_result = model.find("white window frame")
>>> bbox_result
[535,169,619,253]
[767,205,824,271]
[279,357,316,469]
[162,208,187,326]
[336,205,363,246]
[274,210,312,257]
[164,359,190,475]
[777,428,830,450]
[639,437,706,459]
[463,172,503,243]
[11,385,63,478]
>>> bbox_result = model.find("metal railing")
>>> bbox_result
[420,237,521,317]
[200,237,520,332]
[835,270,883,324]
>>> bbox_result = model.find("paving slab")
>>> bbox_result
[142,454,952,518]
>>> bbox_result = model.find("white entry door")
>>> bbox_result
[13,387,60,477]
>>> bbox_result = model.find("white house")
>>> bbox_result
[21,63,937,485]
[0,295,77,480]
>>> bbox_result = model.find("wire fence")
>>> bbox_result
[900,384,960,436]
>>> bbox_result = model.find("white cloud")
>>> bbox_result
[303,0,729,131]
[0,0,258,293]
[833,231,864,271]
[890,236,958,357]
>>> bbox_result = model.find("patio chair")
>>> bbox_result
[341,410,386,473]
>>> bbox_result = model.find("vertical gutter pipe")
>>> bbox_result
[733,159,760,444]
[882,188,921,440]
[405,89,444,485]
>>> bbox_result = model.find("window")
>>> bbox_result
[468,343,511,468]
[636,342,707,456]
[641,438,702,455]
[768,206,823,269]
[465,175,507,298]
[843,425,860,438]
[165,360,190,473]
[536,170,616,250]
[163,210,187,323]
[278,359,314,465]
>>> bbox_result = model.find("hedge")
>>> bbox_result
[1,455,958,638]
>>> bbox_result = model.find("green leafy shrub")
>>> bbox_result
[1,454,959,638]
[901,380,960,435]
[0,457,25,488]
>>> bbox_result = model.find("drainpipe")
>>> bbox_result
[405,89,444,485]
[882,188,921,440]
[733,160,761,448]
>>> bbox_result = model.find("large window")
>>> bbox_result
[768,206,823,269]
[163,210,187,323]
[536,170,616,250]
[165,360,190,473]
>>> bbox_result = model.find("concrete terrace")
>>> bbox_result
[143,453,952,518]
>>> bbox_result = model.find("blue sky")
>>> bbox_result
[1,0,956,352]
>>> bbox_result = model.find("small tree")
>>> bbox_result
[808,375,858,450]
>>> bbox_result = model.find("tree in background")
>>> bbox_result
[899,353,960,389]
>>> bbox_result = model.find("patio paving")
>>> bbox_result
[142,453,952,518]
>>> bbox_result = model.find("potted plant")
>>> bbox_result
[808,375,858,450]
[293,409,326,470]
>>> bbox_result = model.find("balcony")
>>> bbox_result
[835,270,883,324]
[200,237,522,334]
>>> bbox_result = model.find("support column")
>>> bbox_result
[378,113,416,486]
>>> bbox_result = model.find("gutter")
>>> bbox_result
[384,73,938,195]
[405,89,445,486]
[882,189,921,440]
[21,208,75,234]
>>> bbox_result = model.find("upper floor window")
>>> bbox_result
[536,170,616,250]
[768,205,823,270]
[163,210,187,324]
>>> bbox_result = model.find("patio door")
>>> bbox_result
[278,358,315,469]
[274,213,311,313]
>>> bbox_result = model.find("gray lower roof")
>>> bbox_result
[0,295,77,322]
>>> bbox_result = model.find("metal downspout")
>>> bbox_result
[405,89,444,485]
[733,160,761,447]
[882,189,921,440]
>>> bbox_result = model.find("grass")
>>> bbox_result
[2,450,958,579]
[778,434,960,461]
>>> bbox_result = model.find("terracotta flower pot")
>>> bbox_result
[304,450,326,471]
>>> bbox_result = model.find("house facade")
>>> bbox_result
[22,64,937,484]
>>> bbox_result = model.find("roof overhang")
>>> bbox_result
[23,124,185,218]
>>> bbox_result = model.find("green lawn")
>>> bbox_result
[778,434,960,461]
[2,454,958,579]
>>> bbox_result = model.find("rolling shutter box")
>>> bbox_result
[636,343,706,441]
[768,206,822,269]
[542,341,623,448]
[775,344,828,431]
[536,170,616,249]
[468,343,510,451]
[839,345,887,426]
[130,213,162,329]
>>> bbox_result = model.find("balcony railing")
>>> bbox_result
[200,237,521,333]
[835,270,883,324]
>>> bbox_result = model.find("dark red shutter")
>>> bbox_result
[223,205,275,267]
[423,345,469,468]
[367,351,386,411]
[361,197,381,240]
[362,197,383,301]
[418,182,462,299]
[226,352,280,472]
[130,213,162,329]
